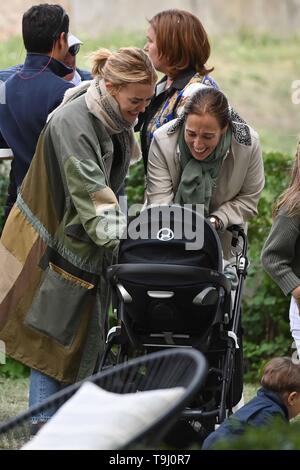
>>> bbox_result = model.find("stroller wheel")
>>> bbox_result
[198,416,216,441]
[162,419,204,449]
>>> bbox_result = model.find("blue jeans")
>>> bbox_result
[29,369,64,423]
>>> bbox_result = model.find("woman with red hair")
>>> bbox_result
[139,8,218,170]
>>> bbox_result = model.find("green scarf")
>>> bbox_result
[175,124,232,216]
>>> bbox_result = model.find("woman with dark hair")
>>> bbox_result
[146,87,264,258]
[139,9,218,170]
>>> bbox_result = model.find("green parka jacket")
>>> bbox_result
[0,90,129,383]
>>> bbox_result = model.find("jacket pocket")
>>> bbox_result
[25,263,94,347]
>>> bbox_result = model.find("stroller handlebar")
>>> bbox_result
[227,225,246,249]
[227,224,244,234]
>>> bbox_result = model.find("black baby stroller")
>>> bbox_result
[102,205,248,437]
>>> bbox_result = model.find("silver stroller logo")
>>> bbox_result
[157,227,174,241]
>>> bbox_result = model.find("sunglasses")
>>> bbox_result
[68,44,81,56]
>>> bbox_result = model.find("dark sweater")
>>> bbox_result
[202,388,289,449]
[261,209,300,295]
[0,64,91,84]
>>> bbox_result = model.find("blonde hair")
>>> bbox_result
[274,141,300,216]
[261,357,300,395]
[90,46,157,88]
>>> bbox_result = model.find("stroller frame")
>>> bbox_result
[102,206,248,433]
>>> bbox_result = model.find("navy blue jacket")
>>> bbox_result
[0,64,91,84]
[202,388,289,449]
[0,53,74,216]
[0,67,17,83]
[76,68,92,81]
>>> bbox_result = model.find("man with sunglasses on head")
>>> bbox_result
[63,33,92,85]
[0,33,91,86]
[0,4,74,221]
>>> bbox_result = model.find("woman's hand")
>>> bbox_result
[209,216,222,231]
[292,285,300,314]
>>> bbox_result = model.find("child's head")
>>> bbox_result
[261,357,300,419]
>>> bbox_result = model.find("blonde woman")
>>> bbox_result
[262,142,300,358]
[0,47,157,424]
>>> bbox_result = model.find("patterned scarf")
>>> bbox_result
[146,73,218,150]
[175,124,232,216]
[85,78,141,164]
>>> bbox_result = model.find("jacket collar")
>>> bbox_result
[230,108,252,146]
[257,387,289,420]
[171,68,196,90]
[156,69,196,96]
[22,53,72,78]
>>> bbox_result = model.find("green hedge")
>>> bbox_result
[126,160,145,205]
[244,151,294,379]
[211,418,300,450]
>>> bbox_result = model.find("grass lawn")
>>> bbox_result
[211,33,300,155]
[0,376,28,422]
[0,375,258,424]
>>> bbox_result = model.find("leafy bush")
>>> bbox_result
[244,151,294,380]
[0,357,29,379]
[126,160,145,206]
[212,418,300,450]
